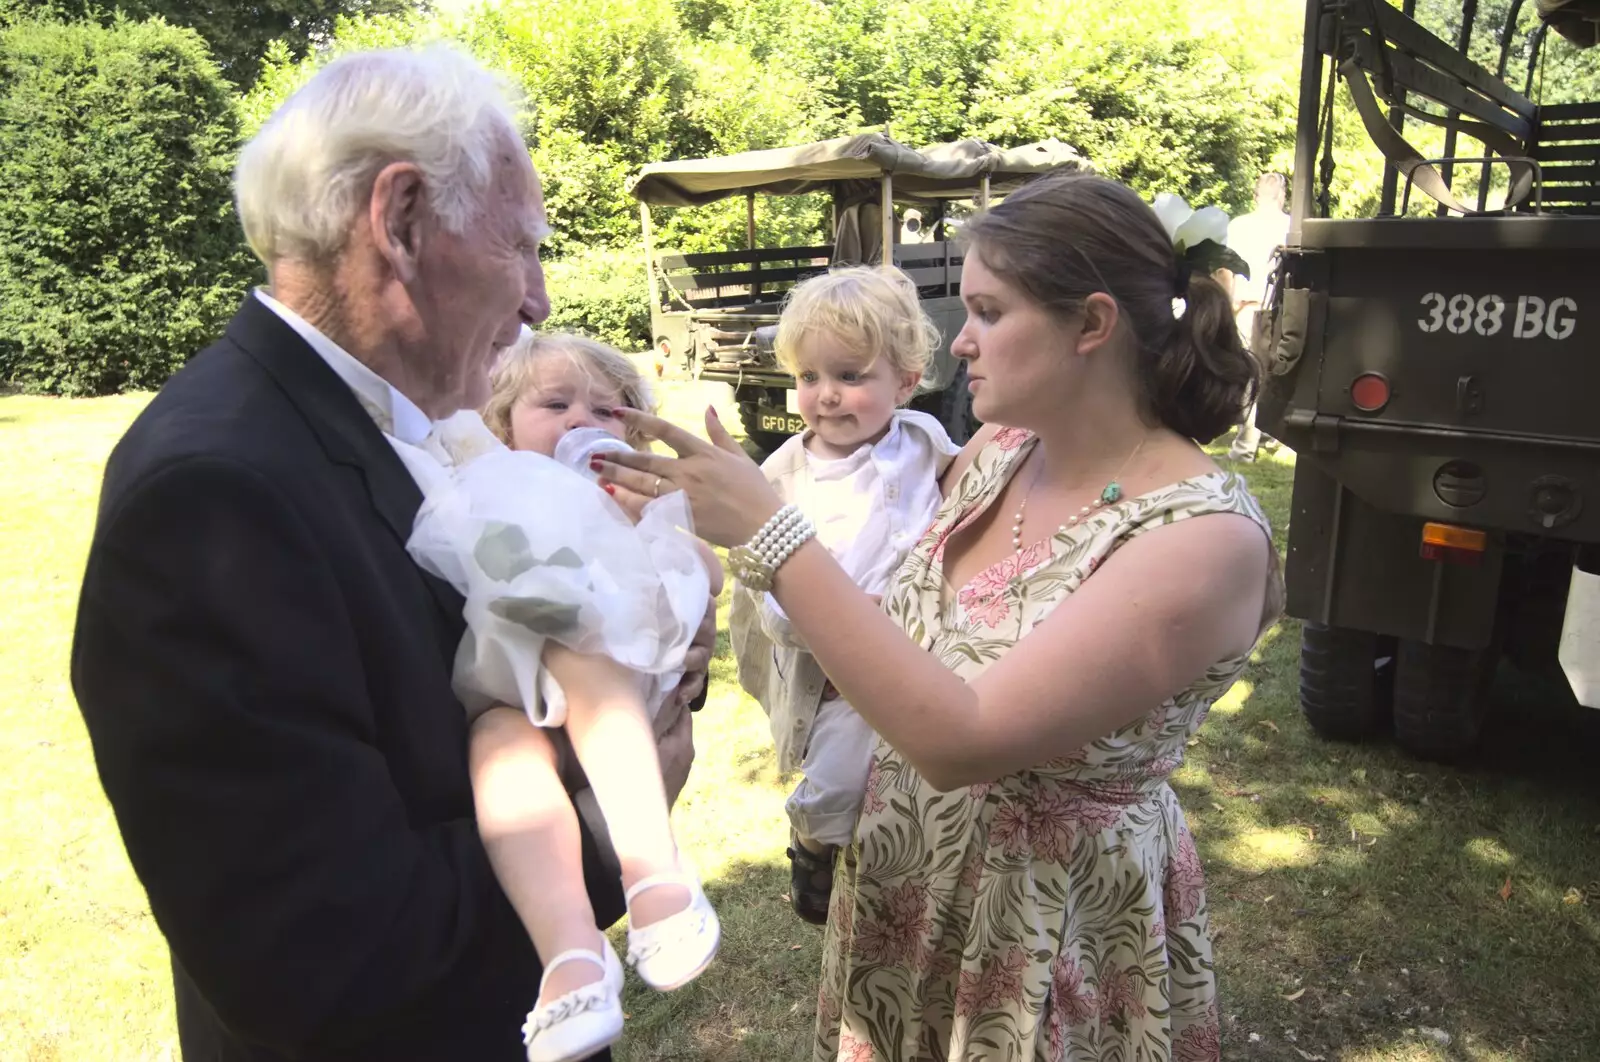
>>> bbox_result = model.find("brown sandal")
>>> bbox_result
[785,836,836,925]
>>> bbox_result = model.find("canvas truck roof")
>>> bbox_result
[627,132,1088,207]
[1538,0,1600,47]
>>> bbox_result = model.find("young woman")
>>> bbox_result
[598,172,1281,1061]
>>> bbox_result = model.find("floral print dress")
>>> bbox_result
[813,427,1273,1062]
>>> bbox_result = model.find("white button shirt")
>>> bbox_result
[253,288,436,481]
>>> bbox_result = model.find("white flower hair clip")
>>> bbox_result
[1149,192,1252,320]
[1152,193,1231,256]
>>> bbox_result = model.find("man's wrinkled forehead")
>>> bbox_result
[488,131,549,244]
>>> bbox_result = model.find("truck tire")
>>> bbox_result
[738,402,791,458]
[1299,622,1392,741]
[1392,638,1498,763]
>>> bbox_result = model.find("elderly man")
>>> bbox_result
[69,45,710,1061]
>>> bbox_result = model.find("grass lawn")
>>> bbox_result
[2,378,1597,1062]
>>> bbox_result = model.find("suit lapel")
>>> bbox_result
[225,296,466,625]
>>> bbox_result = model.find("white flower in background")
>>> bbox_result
[1151,193,1231,254]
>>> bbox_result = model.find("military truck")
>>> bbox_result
[1257,0,1600,761]
[627,133,1085,453]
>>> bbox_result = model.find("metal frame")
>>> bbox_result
[1289,0,1324,241]
[1526,20,1551,99]
[1291,0,1551,228]
[1401,155,1545,213]
[746,193,759,299]
[880,176,894,273]
[1480,0,1531,210]
[639,201,658,346]
[1297,213,1600,248]
[1380,0,1419,216]
[1434,0,1481,216]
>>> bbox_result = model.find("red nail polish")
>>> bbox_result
[603,483,616,496]
[589,456,604,470]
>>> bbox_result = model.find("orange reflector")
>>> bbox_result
[1351,372,1391,412]
[1421,522,1487,565]
[1422,522,1487,551]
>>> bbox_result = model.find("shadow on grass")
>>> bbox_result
[732,741,782,787]
[614,857,820,1062]
[1184,626,1600,1061]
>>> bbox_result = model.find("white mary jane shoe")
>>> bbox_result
[624,864,721,991]
[522,939,625,1062]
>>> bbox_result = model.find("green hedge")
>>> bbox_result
[0,17,256,395]
[543,247,651,352]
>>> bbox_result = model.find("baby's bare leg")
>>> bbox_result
[542,644,688,927]
[468,707,606,1002]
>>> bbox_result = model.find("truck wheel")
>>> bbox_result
[738,403,791,458]
[1299,622,1393,741]
[1392,639,1498,763]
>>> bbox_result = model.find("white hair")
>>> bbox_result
[234,43,523,265]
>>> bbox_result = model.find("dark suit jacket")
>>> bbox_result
[71,295,626,1060]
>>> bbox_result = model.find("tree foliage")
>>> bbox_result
[970,1,1296,213]
[542,247,651,350]
[0,0,416,87]
[1412,0,1600,104]
[29,1,1591,384]
[0,17,257,395]
[764,0,1011,147]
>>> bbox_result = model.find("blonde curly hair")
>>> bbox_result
[774,265,940,385]
[482,331,657,451]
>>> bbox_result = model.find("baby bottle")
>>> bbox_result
[553,426,633,482]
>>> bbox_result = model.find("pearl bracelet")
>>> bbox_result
[729,504,816,592]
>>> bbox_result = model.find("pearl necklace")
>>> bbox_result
[1010,437,1148,553]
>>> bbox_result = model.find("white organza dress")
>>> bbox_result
[394,412,710,727]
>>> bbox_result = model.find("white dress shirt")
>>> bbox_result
[253,288,441,488]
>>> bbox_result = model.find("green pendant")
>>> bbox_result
[1100,482,1122,505]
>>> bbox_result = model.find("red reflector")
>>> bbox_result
[1421,542,1484,566]
[1351,373,1391,412]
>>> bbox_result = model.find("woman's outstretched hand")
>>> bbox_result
[595,407,784,548]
